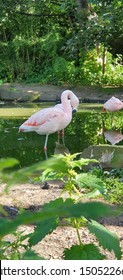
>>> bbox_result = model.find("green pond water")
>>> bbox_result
[0,102,123,167]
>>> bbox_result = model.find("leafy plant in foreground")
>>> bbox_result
[0,154,122,259]
[0,231,31,260]
[91,167,123,204]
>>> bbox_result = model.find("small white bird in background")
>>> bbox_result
[102,96,123,112]
[19,90,79,157]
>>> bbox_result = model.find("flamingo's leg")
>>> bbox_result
[57,130,60,144]
[44,134,49,159]
[62,129,65,145]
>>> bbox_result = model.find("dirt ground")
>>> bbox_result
[0,182,123,260]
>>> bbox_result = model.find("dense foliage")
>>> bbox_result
[0,0,123,85]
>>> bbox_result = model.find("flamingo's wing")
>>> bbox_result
[19,106,66,132]
[24,107,55,126]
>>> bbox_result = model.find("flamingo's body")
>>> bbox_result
[103,96,123,112]
[19,90,79,153]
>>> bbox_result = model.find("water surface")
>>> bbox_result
[0,102,123,167]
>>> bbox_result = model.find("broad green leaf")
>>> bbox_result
[21,249,45,260]
[62,200,116,220]
[39,154,68,173]
[88,220,122,259]
[29,218,58,246]
[3,155,68,190]
[0,199,120,238]
[76,173,106,195]
[3,172,30,192]
[0,198,64,238]
[0,205,8,216]
[0,158,19,171]
[41,197,64,213]
[64,244,104,260]
[0,219,20,238]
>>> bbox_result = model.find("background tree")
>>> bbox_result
[0,0,123,85]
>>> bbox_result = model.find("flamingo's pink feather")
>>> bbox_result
[103,96,123,112]
[19,105,71,134]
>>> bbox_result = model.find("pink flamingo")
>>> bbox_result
[19,90,79,156]
[102,96,123,112]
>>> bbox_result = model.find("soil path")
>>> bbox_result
[0,83,123,102]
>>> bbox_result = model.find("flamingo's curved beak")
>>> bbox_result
[102,107,106,112]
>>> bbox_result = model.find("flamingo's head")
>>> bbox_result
[102,107,106,112]
[70,93,79,112]
[61,90,79,112]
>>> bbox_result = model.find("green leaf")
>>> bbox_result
[39,168,63,182]
[18,233,32,243]
[21,249,45,260]
[3,172,29,193]
[3,155,68,191]
[0,219,14,237]
[29,218,58,246]
[76,173,106,195]
[88,220,122,259]
[71,158,98,169]
[64,153,81,161]
[82,189,101,198]
[39,154,68,173]
[0,158,19,171]
[62,200,116,220]
[42,197,64,212]
[0,205,8,216]
[64,244,104,260]
[0,198,64,238]
[0,199,120,239]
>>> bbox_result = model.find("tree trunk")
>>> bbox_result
[96,44,102,65]
[76,0,90,13]
[3,27,7,42]
[102,46,107,74]
[27,49,30,64]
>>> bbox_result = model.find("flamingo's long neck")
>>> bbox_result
[61,90,73,113]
